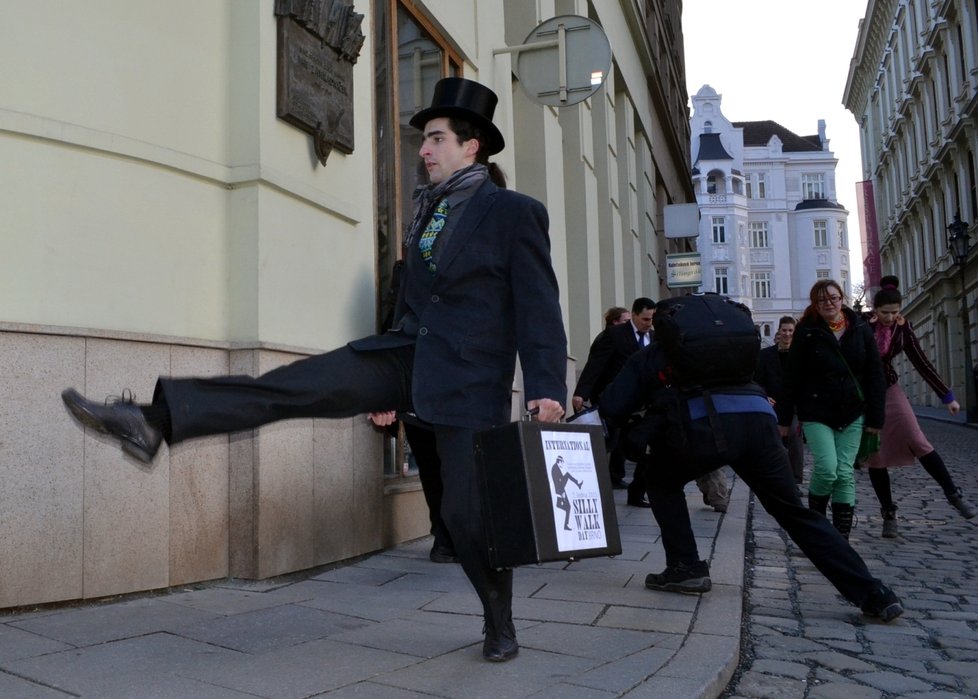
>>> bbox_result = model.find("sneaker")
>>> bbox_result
[946,488,977,519]
[645,560,711,594]
[881,508,898,538]
[861,584,904,622]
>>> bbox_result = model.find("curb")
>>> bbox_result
[629,473,747,697]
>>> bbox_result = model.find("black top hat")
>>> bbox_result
[409,78,505,155]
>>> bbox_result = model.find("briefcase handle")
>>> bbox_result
[522,406,540,422]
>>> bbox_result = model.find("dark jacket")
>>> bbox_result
[573,321,646,404]
[754,345,790,406]
[350,178,567,430]
[778,307,885,430]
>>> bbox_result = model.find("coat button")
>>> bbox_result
[419,327,428,336]
[431,295,440,303]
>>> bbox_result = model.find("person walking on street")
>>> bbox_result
[865,276,977,537]
[572,297,655,505]
[755,316,805,489]
[61,77,567,663]
[599,330,904,623]
[778,280,886,539]
[604,306,631,330]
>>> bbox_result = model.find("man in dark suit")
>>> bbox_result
[62,78,567,663]
[572,297,655,505]
[755,315,804,487]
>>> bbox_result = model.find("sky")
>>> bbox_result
[681,0,870,285]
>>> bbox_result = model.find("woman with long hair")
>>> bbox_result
[778,280,886,538]
[865,276,976,536]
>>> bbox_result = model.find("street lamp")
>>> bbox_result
[947,212,977,422]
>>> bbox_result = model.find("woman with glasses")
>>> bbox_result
[864,276,976,537]
[777,280,886,538]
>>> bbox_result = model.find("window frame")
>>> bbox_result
[751,271,772,298]
[802,173,825,200]
[813,219,829,247]
[711,216,726,244]
[375,0,463,478]
[749,221,769,248]
[714,266,729,294]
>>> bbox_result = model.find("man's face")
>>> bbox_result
[776,323,795,349]
[419,117,478,184]
[633,308,654,333]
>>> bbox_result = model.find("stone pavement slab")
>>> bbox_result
[0,471,748,698]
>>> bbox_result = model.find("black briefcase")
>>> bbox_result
[474,421,621,568]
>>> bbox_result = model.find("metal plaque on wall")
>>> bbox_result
[275,0,365,165]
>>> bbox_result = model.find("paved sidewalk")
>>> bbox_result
[0,475,748,699]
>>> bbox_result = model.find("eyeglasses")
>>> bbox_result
[817,295,842,305]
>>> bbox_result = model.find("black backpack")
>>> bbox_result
[652,293,760,390]
[625,293,761,465]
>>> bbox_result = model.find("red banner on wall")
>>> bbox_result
[856,180,882,290]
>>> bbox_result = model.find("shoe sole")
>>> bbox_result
[872,601,904,623]
[483,647,519,662]
[645,577,712,594]
[63,391,113,436]
[429,554,459,564]
[63,390,156,464]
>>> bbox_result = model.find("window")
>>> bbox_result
[751,272,772,298]
[756,173,766,199]
[813,220,828,247]
[714,266,729,294]
[376,1,462,477]
[802,173,825,200]
[745,178,752,199]
[707,174,717,194]
[816,269,830,279]
[840,270,850,296]
[704,120,713,133]
[749,222,769,248]
[837,221,848,249]
[712,216,726,243]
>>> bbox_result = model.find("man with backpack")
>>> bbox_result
[599,294,904,622]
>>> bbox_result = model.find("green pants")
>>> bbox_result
[802,416,863,506]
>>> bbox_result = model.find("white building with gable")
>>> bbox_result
[689,85,852,342]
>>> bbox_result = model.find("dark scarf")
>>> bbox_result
[403,163,488,249]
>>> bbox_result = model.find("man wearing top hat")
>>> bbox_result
[61,77,568,662]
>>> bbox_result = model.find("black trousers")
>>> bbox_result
[154,343,510,629]
[646,411,882,606]
[404,422,453,551]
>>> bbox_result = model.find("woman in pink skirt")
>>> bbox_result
[866,276,977,537]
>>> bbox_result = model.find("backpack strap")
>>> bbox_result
[699,389,728,453]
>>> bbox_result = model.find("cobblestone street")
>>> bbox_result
[723,417,978,699]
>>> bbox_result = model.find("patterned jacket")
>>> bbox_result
[868,315,954,403]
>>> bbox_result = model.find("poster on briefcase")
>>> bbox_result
[540,430,608,552]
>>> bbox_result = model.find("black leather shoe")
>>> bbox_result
[429,545,458,564]
[62,388,162,464]
[482,624,519,662]
[627,496,651,508]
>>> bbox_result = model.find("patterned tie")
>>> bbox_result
[418,199,449,273]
